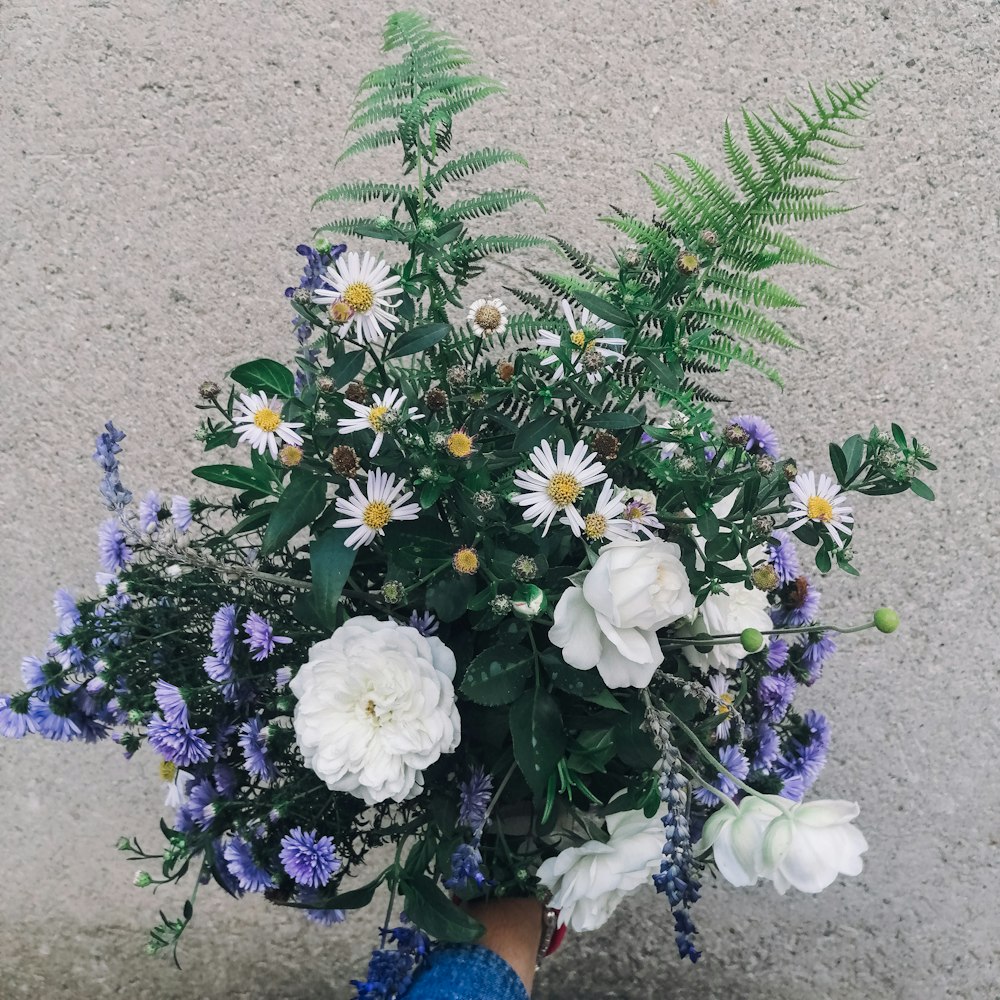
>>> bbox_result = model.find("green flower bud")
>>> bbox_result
[512,585,546,620]
[116,836,133,852]
[511,555,538,581]
[740,627,765,653]
[874,608,900,634]
[133,870,152,888]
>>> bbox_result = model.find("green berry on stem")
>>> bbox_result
[874,607,900,634]
[740,628,764,653]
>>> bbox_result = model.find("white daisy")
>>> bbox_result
[708,673,735,740]
[337,387,424,458]
[512,439,608,536]
[233,391,305,460]
[537,298,627,384]
[564,479,634,542]
[313,250,403,342]
[786,470,854,546]
[333,468,421,549]
[467,297,508,337]
[160,761,191,811]
[620,489,664,538]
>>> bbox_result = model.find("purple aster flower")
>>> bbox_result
[153,679,189,726]
[758,672,796,724]
[28,696,81,741]
[146,713,212,767]
[731,414,780,459]
[274,666,292,689]
[773,576,821,627]
[238,717,276,781]
[243,612,291,661]
[750,722,780,772]
[223,836,274,893]
[302,895,347,926]
[203,654,234,684]
[138,491,162,534]
[693,744,749,807]
[213,763,240,797]
[171,495,193,533]
[21,655,59,696]
[280,827,340,888]
[407,610,439,637]
[799,633,836,685]
[97,519,132,574]
[765,638,790,672]
[777,740,828,800]
[444,842,492,891]
[458,766,493,832]
[52,589,80,630]
[766,529,800,585]
[210,604,239,661]
[181,778,217,829]
[0,696,32,739]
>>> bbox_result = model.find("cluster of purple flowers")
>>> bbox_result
[444,766,494,892]
[284,242,347,345]
[351,922,430,1000]
[94,420,132,511]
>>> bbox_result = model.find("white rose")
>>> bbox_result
[696,795,867,895]
[290,616,460,805]
[549,538,695,688]
[680,583,772,672]
[536,807,665,932]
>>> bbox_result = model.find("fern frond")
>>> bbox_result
[552,238,613,282]
[314,217,417,244]
[525,269,596,301]
[313,181,418,207]
[691,338,785,387]
[441,189,544,222]
[503,286,561,318]
[680,377,730,404]
[447,234,549,262]
[703,271,802,310]
[688,299,800,349]
[425,148,529,192]
[336,129,401,165]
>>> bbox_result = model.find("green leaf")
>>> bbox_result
[513,413,564,452]
[193,464,272,495]
[226,503,278,537]
[569,288,633,328]
[544,657,605,698]
[401,874,484,943]
[230,359,296,399]
[459,645,532,706]
[842,434,865,479]
[260,470,328,556]
[815,547,832,574]
[331,350,367,387]
[426,575,475,623]
[891,423,907,450]
[310,529,358,629]
[582,412,642,430]
[510,688,566,795]
[909,477,935,501]
[386,322,451,359]
[315,875,386,912]
[829,443,848,485]
[696,507,720,542]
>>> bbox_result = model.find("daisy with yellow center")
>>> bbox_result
[537,298,628,384]
[452,547,479,575]
[708,674,735,740]
[333,468,420,549]
[161,761,192,810]
[467,297,508,337]
[565,480,634,543]
[512,438,608,536]
[445,430,475,459]
[786,470,854,546]
[233,391,305,460]
[337,387,424,458]
[312,250,403,343]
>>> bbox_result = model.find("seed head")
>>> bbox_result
[279,445,303,468]
[425,387,449,411]
[316,376,335,394]
[330,445,360,477]
[198,380,221,400]
[590,430,620,461]
[473,490,496,511]
[753,515,776,534]
[622,248,641,267]
[447,365,469,387]
[381,580,406,605]
[782,461,799,481]
[751,564,780,592]
[676,456,696,474]
[512,555,538,581]
[344,381,368,405]
[496,361,516,383]
[490,595,513,616]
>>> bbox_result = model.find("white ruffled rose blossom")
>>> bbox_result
[536,807,666,932]
[290,616,460,805]
[680,582,773,673]
[696,795,868,894]
[549,538,696,688]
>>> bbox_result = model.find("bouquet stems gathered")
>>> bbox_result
[2,11,935,995]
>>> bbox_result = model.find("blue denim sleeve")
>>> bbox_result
[402,944,531,1000]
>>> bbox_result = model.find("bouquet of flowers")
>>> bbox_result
[2,12,936,995]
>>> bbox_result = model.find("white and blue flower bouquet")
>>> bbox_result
[2,12,935,995]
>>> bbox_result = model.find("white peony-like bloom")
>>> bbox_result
[681,582,773,673]
[536,807,665,932]
[290,617,460,805]
[549,538,696,688]
[696,795,868,895]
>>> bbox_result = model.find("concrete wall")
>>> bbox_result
[2,1,998,997]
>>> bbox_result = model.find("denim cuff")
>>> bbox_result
[402,943,531,1000]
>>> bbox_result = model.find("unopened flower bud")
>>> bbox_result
[740,628,765,653]
[447,365,469,387]
[512,555,538,581]
[127,709,145,726]
[755,456,775,476]
[753,515,776,534]
[292,287,313,305]
[344,381,368,405]
[418,216,438,233]
[198,380,221,400]
[676,250,700,276]
[699,228,718,247]
[116,837,133,852]
[676,456,696,473]
[316,376,335,394]
[425,387,449,411]
[622,248,641,267]
[782,461,798,481]
[512,584,546,619]
[751,564,780,592]
[381,580,406,605]
[496,361,516,383]
[723,424,750,448]
[490,595,513,616]
[874,607,900,634]
[468,390,487,406]
[374,214,392,230]
[378,409,402,430]
[473,490,496,511]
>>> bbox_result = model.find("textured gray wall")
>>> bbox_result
[2,1,998,997]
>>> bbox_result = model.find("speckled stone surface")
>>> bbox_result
[1,1,998,997]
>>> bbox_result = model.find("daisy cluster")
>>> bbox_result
[3,13,936,991]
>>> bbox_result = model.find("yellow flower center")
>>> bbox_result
[446,431,474,458]
[570,329,592,349]
[367,405,390,432]
[279,445,303,467]
[718,691,734,716]
[546,471,583,508]
[342,281,375,314]
[453,547,479,575]
[583,513,608,540]
[806,496,835,522]
[159,760,178,783]
[253,407,282,433]
[362,500,393,531]
[474,304,502,331]
[330,300,354,323]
